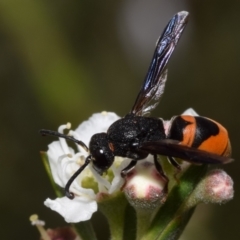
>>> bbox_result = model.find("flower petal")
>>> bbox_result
[44,112,124,223]
[182,108,199,116]
[75,112,120,145]
[47,141,76,187]
[108,158,131,194]
[44,196,97,223]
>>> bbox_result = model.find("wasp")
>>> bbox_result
[40,11,232,199]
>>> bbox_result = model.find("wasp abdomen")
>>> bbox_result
[168,115,231,157]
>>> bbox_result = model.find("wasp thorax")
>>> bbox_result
[89,133,114,174]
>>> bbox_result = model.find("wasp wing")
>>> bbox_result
[140,140,233,164]
[131,11,189,116]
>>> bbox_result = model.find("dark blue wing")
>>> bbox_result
[131,11,189,116]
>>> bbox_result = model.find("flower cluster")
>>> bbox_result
[36,109,234,240]
[44,112,132,222]
[43,110,170,223]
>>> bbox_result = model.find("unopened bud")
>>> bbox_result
[123,161,168,210]
[191,169,234,206]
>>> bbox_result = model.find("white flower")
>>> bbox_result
[181,108,199,116]
[44,112,128,223]
[163,108,198,136]
[43,108,200,222]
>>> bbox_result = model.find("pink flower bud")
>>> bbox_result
[194,169,234,204]
[123,161,168,210]
[44,227,77,240]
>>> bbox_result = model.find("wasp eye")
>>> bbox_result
[93,148,105,161]
[89,133,114,174]
[92,147,114,174]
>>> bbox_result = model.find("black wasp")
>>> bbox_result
[40,11,233,199]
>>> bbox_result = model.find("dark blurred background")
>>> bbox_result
[0,0,239,239]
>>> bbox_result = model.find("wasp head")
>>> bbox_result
[89,133,114,175]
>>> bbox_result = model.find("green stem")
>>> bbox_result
[74,221,97,240]
[136,209,154,240]
[141,164,208,240]
[98,193,128,240]
[123,204,136,240]
[156,207,195,240]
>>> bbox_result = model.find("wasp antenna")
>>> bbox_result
[65,156,91,199]
[39,129,89,152]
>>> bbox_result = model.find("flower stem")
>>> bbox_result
[98,193,128,240]
[136,208,154,240]
[141,164,208,240]
[155,207,195,240]
[74,221,97,240]
[123,203,136,240]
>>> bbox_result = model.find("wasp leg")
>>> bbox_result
[121,160,138,177]
[167,156,181,171]
[168,156,181,183]
[153,154,169,182]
